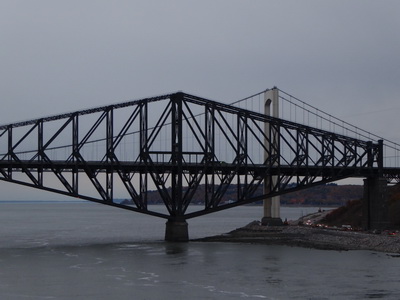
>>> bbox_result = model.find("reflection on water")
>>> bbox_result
[164,242,189,256]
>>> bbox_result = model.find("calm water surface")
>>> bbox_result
[0,202,399,299]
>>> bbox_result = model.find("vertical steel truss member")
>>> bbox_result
[204,104,215,209]
[0,92,396,223]
[171,93,183,218]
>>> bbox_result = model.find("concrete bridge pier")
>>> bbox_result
[165,220,189,242]
[262,196,283,226]
[262,87,283,226]
[362,177,390,230]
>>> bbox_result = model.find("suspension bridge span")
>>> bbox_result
[0,88,399,241]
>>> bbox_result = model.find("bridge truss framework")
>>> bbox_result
[0,92,398,239]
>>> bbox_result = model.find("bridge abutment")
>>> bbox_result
[363,177,390,230]
[165,220,189,242]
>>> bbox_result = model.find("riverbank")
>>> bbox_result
[194,211,400,254]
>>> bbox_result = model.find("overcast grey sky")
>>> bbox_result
[1,0,399,199]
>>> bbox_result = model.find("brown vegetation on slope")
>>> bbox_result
[321,183,400,229]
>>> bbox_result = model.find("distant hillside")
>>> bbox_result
[279,184,362,206]
[322,183,400,229]
[138,183,363,206]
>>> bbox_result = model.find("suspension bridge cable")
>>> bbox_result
[277,88,400,151]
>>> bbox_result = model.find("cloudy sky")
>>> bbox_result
[1,0,399,200]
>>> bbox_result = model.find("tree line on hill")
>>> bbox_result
[121,183,363,206]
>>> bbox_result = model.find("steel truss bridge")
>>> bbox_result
[1,89,399,240]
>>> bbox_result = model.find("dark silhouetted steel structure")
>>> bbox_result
[0,92,399,232]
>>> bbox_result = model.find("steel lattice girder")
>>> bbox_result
[0,92,395,220]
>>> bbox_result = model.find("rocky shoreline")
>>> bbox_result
[194,212,400,254]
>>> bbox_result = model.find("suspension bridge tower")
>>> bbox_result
[262,87,283,226]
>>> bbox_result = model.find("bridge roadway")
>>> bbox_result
[1,159,399,180]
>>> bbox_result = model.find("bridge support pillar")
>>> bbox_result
[261,217,283,226]
[165,220,189,242]
[362,177,389,230]
[262,87,282,226]
[262,196,283,226]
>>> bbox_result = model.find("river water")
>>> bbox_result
[0,202,399,299]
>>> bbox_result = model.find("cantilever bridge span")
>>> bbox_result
[0,89,399,240]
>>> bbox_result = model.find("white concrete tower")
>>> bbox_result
[262,87,283,226]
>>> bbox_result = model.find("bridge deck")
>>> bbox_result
[1,160,397,180]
